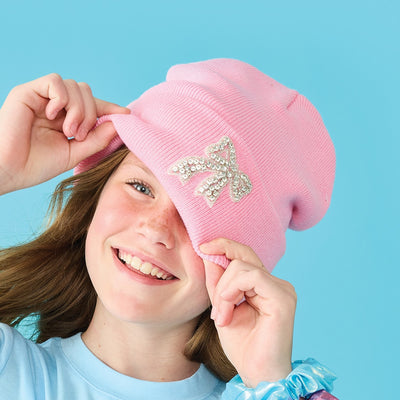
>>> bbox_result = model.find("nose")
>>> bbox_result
[136,202,180,249]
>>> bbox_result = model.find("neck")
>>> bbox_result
[81,300,201,382]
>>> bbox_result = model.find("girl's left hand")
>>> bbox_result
[200,238,297,388]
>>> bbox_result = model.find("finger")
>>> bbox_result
[23,73,69,120]
[203,259,225,306]
[45,80,69,120]
[95,98,131,117]
[203,259,235,327]
[219,266,284,303]
[200,238,263,269]
[209,259,253,299]
[214,298,236,327]
[62,79,86,138]
[207,260,246,324]
[204,258,250,326]
[67,121,117,169]
[222,268,297,319]
[210,260,271,326]
[74,82,97,141]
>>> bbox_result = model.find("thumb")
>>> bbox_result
[203,259,224,305]
[68,121,117,168]
[95,98,131,117]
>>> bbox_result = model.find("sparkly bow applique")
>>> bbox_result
[168,136,252,207]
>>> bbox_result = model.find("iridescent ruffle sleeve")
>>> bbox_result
[221,358,337,400]
[308,390,339,399]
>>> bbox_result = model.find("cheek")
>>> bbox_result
[88,190,136,238]
[85,205,114,263]
[85,191,133,266]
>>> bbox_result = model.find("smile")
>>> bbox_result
[117,249,176,281]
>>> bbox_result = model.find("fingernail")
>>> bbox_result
[77,125,88,140]
[48,110,57,120]
[69,122,78,137]
[117,106,130,113]
[210,307,217,320]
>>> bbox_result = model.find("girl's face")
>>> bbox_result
[85,152,210,329]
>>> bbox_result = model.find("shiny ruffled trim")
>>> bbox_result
[221,358,337,400]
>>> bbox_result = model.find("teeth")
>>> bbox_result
[140,262,152,274]
[131,256,141,268]
[118,250,174,281]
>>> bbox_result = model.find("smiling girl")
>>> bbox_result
[0,59,338,399]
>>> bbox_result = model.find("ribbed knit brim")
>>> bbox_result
[75,58,336,271]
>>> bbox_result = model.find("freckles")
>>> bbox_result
[147,209,170,232]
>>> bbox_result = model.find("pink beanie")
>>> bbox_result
[75,58,336,271]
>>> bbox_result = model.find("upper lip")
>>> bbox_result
[113,246,177,278]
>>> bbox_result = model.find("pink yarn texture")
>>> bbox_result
[75,58,336,271]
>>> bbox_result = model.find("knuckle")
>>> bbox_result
[78,81,92,93]
[47,72,63,83]
[252,267,269,282]
[283,282,297,305]
[285,281,297,295]
[250,268,265,280]
[226,258,243,271]
[64,78,79,89]
[9,84,25,97]
[291,287,298,304]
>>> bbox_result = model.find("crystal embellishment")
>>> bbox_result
[168,136,252,207]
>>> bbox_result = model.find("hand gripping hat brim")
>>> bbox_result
[75,58,336,271]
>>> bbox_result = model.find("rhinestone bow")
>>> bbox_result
[168,136,252,207]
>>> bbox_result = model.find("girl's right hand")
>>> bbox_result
[0,73,130,195]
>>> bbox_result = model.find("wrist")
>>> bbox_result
[241,363,293,388]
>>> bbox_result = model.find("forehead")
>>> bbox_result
[118,152,154,176]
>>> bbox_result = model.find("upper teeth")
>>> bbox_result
[118,250,174,280]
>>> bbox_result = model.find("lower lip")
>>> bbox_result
[112,248,176,286]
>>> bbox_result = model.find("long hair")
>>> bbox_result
[0,145,237,381]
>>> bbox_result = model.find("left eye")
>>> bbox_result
[127,180,154,197]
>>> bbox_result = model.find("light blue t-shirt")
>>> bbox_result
[0,323,226,400]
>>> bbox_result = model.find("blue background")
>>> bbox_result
[0,1,398,398]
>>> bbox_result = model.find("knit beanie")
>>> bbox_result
[75,58,336,271]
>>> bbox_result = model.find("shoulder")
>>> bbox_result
[0,322,28,372]
[0,322,57,364]
[0,322,63,399]
[0,323,12,367]
[0,322,37,398]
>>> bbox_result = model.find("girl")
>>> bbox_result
[0,58,338,399]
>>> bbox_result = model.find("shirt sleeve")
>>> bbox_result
[0,323,14,375]
[0,323,39,400]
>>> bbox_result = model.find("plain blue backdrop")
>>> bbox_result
[0,1,398,398]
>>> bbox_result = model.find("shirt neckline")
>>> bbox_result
[60,332,221,400]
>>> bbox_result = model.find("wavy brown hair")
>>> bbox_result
[0,145,236,382]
